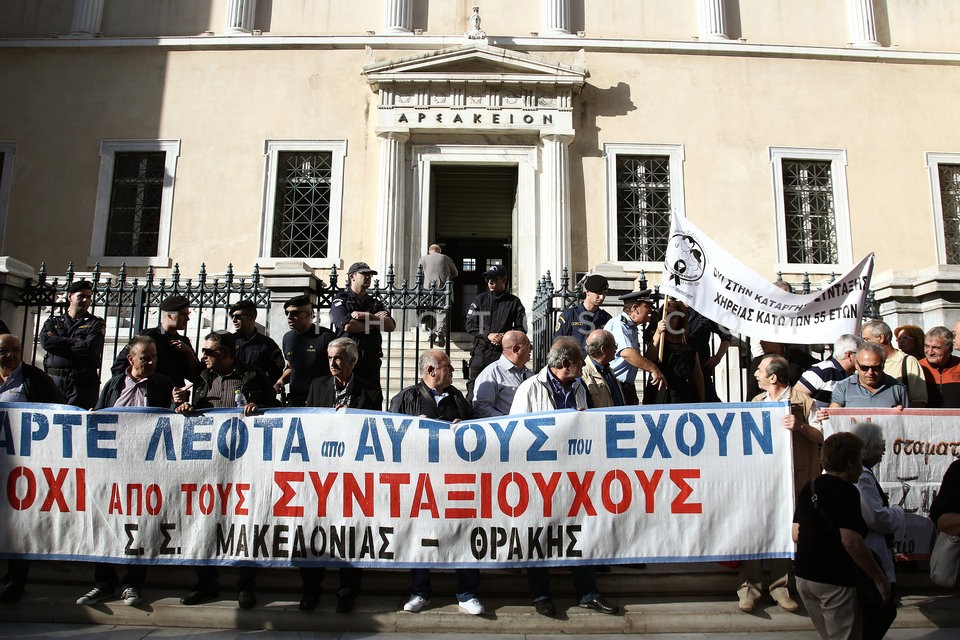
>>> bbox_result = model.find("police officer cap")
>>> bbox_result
[347,262,377,276]
[285,294,313,309]
[159,294,190,312]
[67,280,93,294]
[582,274,609,294]
[618,289,654,304]
[483,264,508,280]
[229,299,257,315]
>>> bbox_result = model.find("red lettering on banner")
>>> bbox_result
[444,473,477,518]
[411,473,439,517]
[601,469,631,514]
[274,471,305,517]
[75,468,86,511]
[217,483,232,515]
[109,482,122,514]
[634,469,663,513]
[480,472,492,518]
[566,471,597,517]
[379,473,410,517]
[308,471,337,517]
[145,484,162,515]
[498,472,529,517]
[343,473,374,517]
[40,467,69,512]
[533,472,561,517]
[670,469,702,514]
[127,484,143,515]
[235,483,249,515]
[7,466,36,510]
[198,484,215,515]
[181,484,197,515]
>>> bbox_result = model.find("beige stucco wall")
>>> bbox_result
[102,0,229,37]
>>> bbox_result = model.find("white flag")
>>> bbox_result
[660,215,874,343]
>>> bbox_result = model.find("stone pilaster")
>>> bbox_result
[847,0,880,47]
[70,0,105,37]
[226,0,258,34]
[542,0,571,36]
[540,133,574,284]
[697,0,729,40]
[383,0,413,34]
[375,130,410,275]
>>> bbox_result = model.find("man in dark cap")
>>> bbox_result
[330,262,395,389]
[229,299,284,384]
[112,294,201,391]
[275,294,334,406]
[464,264,526,398]
[554,274,612,353]
[603,290,665,404]
[39,280,105,408]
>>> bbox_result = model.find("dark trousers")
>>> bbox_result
[299,567,362,595]
[3,559,30,588]
[94,563,147,590]
[527,566,598,602]
[862,582,898,640]
[194,566,257,592]
[410,568,479,602]
[50,372,100,410]
[621,381,639,406]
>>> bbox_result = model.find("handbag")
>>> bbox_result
[929,531,960,589]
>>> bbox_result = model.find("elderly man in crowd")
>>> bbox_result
[737,354,822,613]
[580,329,626,408]
[554,274,612,353]
[331,262,396,388]
[603,290,665,405]
[113,294,201,390]
[229,299,285,384]
[861,320,927,407]
[510,337,618,617]
[299,337,381,612]
[0,333,65,603]
[471,330,533,417]
[919,325,960,408]
[39,280,105,408]
[389,350,485,616]
[796,334,863,408]
[417,244,458,347]
[465,264,527,399]
[176,331,276,610]
[276,295,333,406]
[76,335,175,607]
[825,343,908,412]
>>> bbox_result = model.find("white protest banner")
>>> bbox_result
[821,408,960,559]
[0,402,794,568]
[660,215,874,343]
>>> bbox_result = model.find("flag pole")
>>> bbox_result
[658,295,669,362]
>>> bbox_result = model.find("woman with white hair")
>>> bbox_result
[849,421,903,640]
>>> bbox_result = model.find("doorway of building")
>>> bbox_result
[432,164,518,332]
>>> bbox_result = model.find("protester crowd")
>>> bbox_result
[1,260,959,639]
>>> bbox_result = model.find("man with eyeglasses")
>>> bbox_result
[919,326,960,408]
[229,299,284,384]
[509,337,618,617]
[861,320,927,407]
[796,334,864,409]
[275,295,333,406]
[331,262,395,390]
[39,280,105,409]
[826,343,908,411]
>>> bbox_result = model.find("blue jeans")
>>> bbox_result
[410,568,480,602]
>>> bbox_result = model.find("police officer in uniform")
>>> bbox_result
[40,280,105,408]
[554,274,612,353]
[330,262,395,389]
[275,295,334,406]
[229,299,285,383]
[603,289,666,405]
[465,264,526,398]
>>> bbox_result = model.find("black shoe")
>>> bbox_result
[579,595,619,615]
[299,589,320,612]
[336,591,355,614]
[180,589,218,606]
[238,590,257,610]
[534,598,557,617]
[0,584,24,604]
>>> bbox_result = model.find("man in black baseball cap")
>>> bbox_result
[39,280,105,408]
[330,261,395,390]
[464,263,526,399]
[554,274,612,353]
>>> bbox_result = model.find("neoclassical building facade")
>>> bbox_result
[1,0,960,327]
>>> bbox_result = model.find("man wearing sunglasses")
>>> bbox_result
[229,299,284,384]
[276,295,334,406]
[825,343,908,411]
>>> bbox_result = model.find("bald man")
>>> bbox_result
[472,330,534,417]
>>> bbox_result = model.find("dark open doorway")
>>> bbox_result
[432,164,518,332]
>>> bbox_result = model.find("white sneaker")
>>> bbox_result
[403,594,429,612]
[121,586,141,606]
[77,586,114,605]
[458,597,485,615]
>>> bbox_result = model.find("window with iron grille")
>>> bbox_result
[781,159,838,264]
[262,141,346,265]
[937,164,960,264]
[605,144,684,264]
[90,140,179,267]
